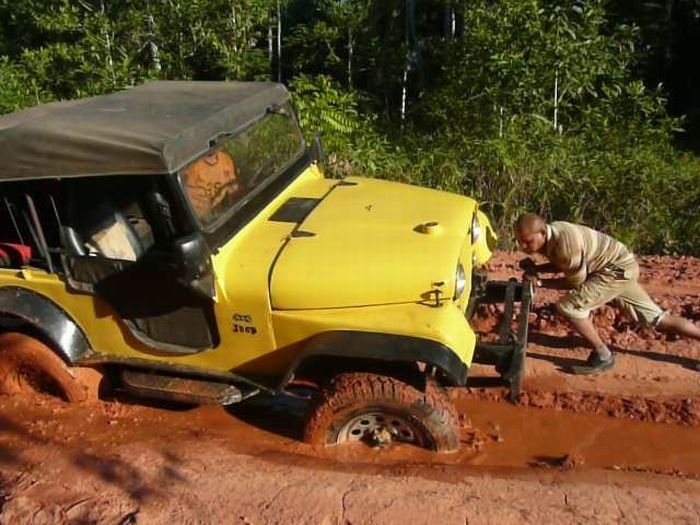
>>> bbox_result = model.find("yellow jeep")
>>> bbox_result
[0,82,531,452]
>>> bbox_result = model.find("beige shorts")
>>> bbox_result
[557,265,666,327]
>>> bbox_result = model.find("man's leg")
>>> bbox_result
[657,315,700,370]
[557,311,614,373]
[617,281,700,371]
[656,314,700,340]
[557,275,622,373]
[565,316,607,349]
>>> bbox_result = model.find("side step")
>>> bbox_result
[120,369,254,406]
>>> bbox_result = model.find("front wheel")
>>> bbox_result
[304,372,460,453]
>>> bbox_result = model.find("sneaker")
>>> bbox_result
[570,351,615,375]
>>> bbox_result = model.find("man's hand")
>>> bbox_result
[519,257,541,287]
[518,257,537,273]
[523,273,542,287]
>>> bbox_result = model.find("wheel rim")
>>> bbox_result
[336,411,423,446]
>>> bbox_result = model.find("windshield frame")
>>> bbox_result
[177,105,306,235]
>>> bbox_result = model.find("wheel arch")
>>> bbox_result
[279,330,469,391]
[0,286,92,364]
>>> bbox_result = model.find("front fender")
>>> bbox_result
[280,330,468,389]
[273,301,475,363]
[473,208,497,266]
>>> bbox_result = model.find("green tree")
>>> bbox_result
[1,0,699,254]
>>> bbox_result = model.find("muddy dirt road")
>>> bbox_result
[1,253,699,524]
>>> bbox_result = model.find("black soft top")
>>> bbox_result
[0,81,290,181]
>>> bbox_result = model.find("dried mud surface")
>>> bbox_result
[1,252,699,524]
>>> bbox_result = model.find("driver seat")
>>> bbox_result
[62,200,144,262]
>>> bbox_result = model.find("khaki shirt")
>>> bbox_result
[544,221,637,287]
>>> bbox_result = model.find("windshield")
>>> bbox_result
[180,105,304,228]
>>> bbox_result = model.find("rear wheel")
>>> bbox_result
[304,372,460,453]
[0,332,92,402]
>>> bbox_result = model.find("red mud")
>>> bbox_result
[0,252,699,523]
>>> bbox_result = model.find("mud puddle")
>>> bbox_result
[454,398,700,474]
[233,390,700,477]
[304,397,700,476]
[1,391,698,479]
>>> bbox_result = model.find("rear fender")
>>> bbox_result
[0,286,91,364]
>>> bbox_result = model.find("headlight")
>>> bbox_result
[454,263,466,300]
[471,213,482,244]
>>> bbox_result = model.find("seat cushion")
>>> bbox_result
[0,243,32,266]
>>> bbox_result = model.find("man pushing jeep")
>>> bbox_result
[514,213,700,374]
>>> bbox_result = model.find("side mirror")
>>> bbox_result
[311,133,325,167]
[171,232,215,298]
[146,191,176,241]
[172,232,210,279]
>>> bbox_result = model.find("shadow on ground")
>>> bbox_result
[527,332,700,372]
[0,406,188,505]
[228,386,316,441]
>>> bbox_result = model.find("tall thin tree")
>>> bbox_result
[276,0,282,82]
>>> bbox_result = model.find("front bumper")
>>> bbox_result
[467,276,534,402]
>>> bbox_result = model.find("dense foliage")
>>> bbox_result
[1,0,698,254]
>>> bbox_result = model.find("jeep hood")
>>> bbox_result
[269,177,476,309]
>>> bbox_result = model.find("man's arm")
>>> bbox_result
[519,258,570,290]
[538,277,572,290]
[533,262,559,274]
[522,272,571,290]
[519,258,560,275]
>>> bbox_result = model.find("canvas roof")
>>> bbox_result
[0,81,290,181]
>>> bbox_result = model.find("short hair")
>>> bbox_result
[514,213,546,235]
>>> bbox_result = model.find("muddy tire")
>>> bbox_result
[304,372,460,453]
[0,332,88,402]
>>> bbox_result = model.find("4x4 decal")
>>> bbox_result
[232,313,257,335]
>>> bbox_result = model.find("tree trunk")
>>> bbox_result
[347,27,353,88]
[664,0,674,68]
[400,0,415,123]
[145,14,161,72]
[276,0,282,82]
[443,2,455,38]
[268,21,274,80]
[230,3,238,54]
[99,0,117,87]
[553,67,559,132]
[498,106,504,138]
[400,65,408,123]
